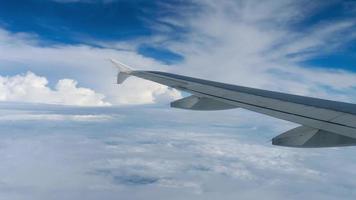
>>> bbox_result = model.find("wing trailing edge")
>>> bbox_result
[171,95,238,110]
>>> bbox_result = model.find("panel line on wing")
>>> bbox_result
[187,88,356,130]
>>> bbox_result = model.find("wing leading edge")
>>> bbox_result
[111,59,356,148]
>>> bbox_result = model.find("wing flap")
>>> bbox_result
[272,126,356,147]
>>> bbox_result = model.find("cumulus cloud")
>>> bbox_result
[0,71,110,106]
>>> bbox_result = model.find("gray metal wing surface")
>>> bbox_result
[111,59,356,148]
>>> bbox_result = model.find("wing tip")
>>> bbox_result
[109,58,133,73]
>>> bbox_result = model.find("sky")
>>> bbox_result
[0,0,356,199]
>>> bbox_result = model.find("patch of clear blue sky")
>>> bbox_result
[290,0,356,71]
[0,0,354,68]
[301,53,356,71]
[294,0,355,28]
[0,0,152,43]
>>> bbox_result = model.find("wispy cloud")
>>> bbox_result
[151,0,356,101]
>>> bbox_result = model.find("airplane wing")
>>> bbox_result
[111,59,356,148]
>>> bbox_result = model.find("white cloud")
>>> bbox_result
[113,77,182,105]
[0,71,110,106]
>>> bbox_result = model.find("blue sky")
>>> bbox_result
[0,0,153,42]
[0,1,356,199]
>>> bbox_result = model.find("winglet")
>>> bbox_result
[110,58,133,74]
[110,59,134,84]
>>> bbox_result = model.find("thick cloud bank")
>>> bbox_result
[0,102,355,200]
[0,72,110,106]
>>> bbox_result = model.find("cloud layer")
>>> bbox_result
[0,102,355,200]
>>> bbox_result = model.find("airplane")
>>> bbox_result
[111,59,356,148]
